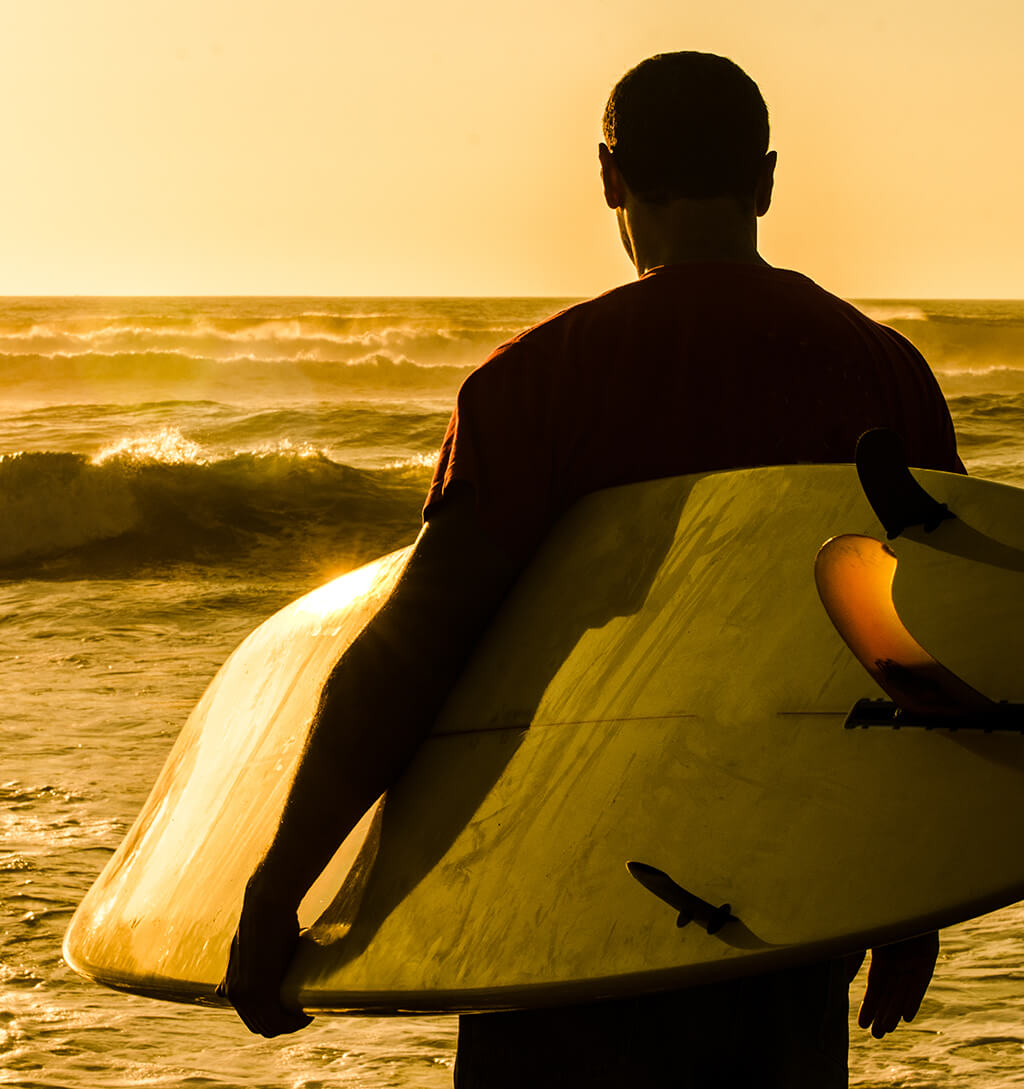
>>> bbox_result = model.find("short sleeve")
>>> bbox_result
[422,342,557,561]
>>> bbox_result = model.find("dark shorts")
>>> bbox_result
[454,959,850,1089]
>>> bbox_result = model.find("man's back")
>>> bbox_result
[425,262,962,558]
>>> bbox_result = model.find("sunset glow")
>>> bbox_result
[2,0,1022,297]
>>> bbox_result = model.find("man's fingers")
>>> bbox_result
[858,932,939,1038]
[236,1002,312,1039]
[857,979,879,1030]
[219,896,314,1038]
[902,985,926,1023]
[857,975,892,1036]
[222,975,314,1038]
[859,981,903,1039]
[870,986,903,1038]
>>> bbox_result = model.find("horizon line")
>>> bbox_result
[0,292,1022,303]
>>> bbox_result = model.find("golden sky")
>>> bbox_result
[2,0,1022,298]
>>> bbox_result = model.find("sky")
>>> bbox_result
[1,0,1022,298]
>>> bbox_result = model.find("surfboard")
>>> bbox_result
[64,462,1024,1013]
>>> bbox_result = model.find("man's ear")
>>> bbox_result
[755,150,777,217]
[599,143,627,209]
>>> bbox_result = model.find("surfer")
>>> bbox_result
[222,51,958,1086]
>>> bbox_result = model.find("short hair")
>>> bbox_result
[602,52,770,205]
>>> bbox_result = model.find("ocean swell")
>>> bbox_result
[872,308,1024,386]
[0,349,474,400]
[0,447,429,579]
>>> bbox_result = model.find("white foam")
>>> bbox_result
[92,427,207,467]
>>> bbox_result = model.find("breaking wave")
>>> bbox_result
[0,440,431,579]
[857,299,1024,387]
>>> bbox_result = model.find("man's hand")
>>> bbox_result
[857,931,939,1039]
[217,883,314,1038]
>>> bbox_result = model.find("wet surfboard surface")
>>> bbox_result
[64,464,1024,1012]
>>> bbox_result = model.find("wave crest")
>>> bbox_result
[93,427,208,466]
[0,446,430,578]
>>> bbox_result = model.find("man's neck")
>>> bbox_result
[619,196,769,277]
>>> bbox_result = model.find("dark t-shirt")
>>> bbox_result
[425,263,962,558]
[426,263,962,1088]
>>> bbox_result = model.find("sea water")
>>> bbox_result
[2,295,1024,1088]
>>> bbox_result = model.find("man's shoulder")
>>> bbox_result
[499,281,644,351]
[460,282,642,389]
[746,268,930,360]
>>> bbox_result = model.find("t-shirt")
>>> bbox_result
[424,262,963,558]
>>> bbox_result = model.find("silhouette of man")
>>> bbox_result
[222,51,955,1086]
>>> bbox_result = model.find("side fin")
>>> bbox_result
[856,428,955,540]
[814,533,993,716]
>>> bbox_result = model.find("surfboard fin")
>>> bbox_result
[856,428,955,540]
[626,861,736,935]
[814,533,1018,728]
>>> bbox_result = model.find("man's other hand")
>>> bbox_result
[217,885,314,1038]
[857,931,939,1039]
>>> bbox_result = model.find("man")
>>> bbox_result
[222,51,959,1086]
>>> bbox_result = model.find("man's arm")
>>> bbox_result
[219,484,524,1037]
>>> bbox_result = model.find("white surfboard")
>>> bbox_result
[64,463,1024,1012]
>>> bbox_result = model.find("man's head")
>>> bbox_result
[601,52,771,209]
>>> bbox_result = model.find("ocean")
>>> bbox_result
[2,294,1024,1088]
